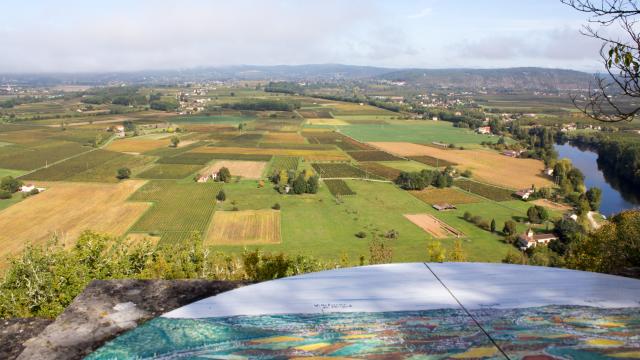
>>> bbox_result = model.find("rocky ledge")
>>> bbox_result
[2,279,250,360]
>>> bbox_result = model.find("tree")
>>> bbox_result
[170,136,180,148]
[427,241,446,262]
[0,176,22,193]
[306,175,319,194]
[450,239,467,262]
[292,174,307,194]
[490,219,496,233]
[563,0,640,121]
[217,167,231,182]
[586,187,603,211]
[216,190,226,201]
[527,205,549,224]
[503,220,518,236]
[116,167,131,180]
[0,190,11,199]
[502,249,527,264]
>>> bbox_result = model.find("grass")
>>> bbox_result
[340,120,496,148]
[323,179,356,196]
[137,164,203,179]
[128,180,222,243]
[454,179,515,202]
[210,180,513,263]
[205,209,281,245]
[0,168,26,178]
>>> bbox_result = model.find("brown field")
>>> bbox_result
[200,160,267,179]
[205,210,281,245]
[411,188,481,205]
[0,180,149,267]
[370,142,552,189]
[124,233,162,247]
[532,199,573,212]
[306,118,349,126]
[106,138,170,153]
[404,214,463,239]
[192,146,349,161]
[262,132,307,144]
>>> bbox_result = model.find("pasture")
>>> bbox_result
[371,142,552,189]
[0,181,149,267]
[205,210,281,245]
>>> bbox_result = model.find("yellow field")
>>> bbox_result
[404,213,463,239]
[192,146,349,161]
[205,209,281,245]
[411,188,481,205]
[370,142,553,189]
[0,180,149,267]
[200,160,267,179]
[106,138,170,153]
[306,118,349,126]
[262,132,308,144]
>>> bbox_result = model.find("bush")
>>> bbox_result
[0,190,12,199]
[216,190,226,201]
[0,176,22,193]
[355,231,367,238]
[116,167,131,180]
[272,203,281,210]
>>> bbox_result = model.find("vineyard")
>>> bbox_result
[408,155,457,168]
[323,179,356,196]
[347,150,403,162]
[311,163,370,178]
[454,179,515,202]
[0,141,87,170]
[23,150,121,181]
[269,156,300,173]
[137,164,202,179]
[357,162,401,180]
[128,180,222,242]
[205,209,281,245]
[410,188,481,205]
[302,131,373,151]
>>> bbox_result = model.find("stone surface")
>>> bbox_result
[1,318,53,360]
[14,279,249,360]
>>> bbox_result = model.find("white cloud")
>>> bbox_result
[408,7,432,19]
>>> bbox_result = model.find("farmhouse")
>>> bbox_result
[514,188,534,200]
[518,228,558,249]
[476,126,491,135]
[19,184,46,193]
[502,150,522,157]
[197,172,218,183]
[432,203,456,211]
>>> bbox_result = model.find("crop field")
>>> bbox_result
[408,155,457,168]
[0,141,88,170]
[347,150,403,162]
[199,160,267,179]
[137,164,203,179]
[67,154,155,182]
[23,150,122,181]
[311,163,370,178]
[306,118,349,126]
[269,156,300,173]
[144,141,205,157]
[404,214,463,238]
[323,179,356,196]
[371,142,552,189]
[454,179,515,202]
[341,121,496,148]
[357,162,401,180]
[0,181,149,268]
[298,110,333,118]
[169,114,255,124]
[128,180,222,242]
[302,131,374,151]
[193,146,349,161]
[410,188,481,205]
[320,102,397,116]
[106,138,170,153]
[205,209,281,245]
[262,132,307,144]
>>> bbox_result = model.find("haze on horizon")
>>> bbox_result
[0,0,605,74]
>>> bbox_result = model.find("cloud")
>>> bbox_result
[408,8,432,19]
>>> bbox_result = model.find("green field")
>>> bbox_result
[210,180,514,262]
[169,115,255,124]
[339,120,499,148]
[137,164,203,179]
[128,180,222,243]
[67,154,155,183]
[0,168,26,178]
[22,150,121,181]
[0,141,88,170]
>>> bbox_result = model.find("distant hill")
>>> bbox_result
[0,65,594,90]
[376,67,594,91]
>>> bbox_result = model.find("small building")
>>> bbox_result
[502,150,521,158]
[19,184,46,193]
[433,203,456,211]
[476,126,491,135]
[514,189,534,200]
[543,168,554,176]
[518,228,558,249]
[431,116,438,121]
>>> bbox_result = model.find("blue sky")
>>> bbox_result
[0,0,604,73]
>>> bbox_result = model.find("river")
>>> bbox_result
[554,143,640,216]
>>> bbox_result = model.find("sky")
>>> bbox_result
[0,0,607,73]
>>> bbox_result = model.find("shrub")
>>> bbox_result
[216,190,226,201]
[0,190,11,199]
[0,176,22,193]
[272,203,281,210]
[355,231,367,239]
[116,167,131,180]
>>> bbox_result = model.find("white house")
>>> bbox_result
[514,188,534,200]
[476,126,491,135]
[518,228,558,249]
[19,184,46,193]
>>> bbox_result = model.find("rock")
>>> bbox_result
[1,318,53,360]
[15,279,250,360]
